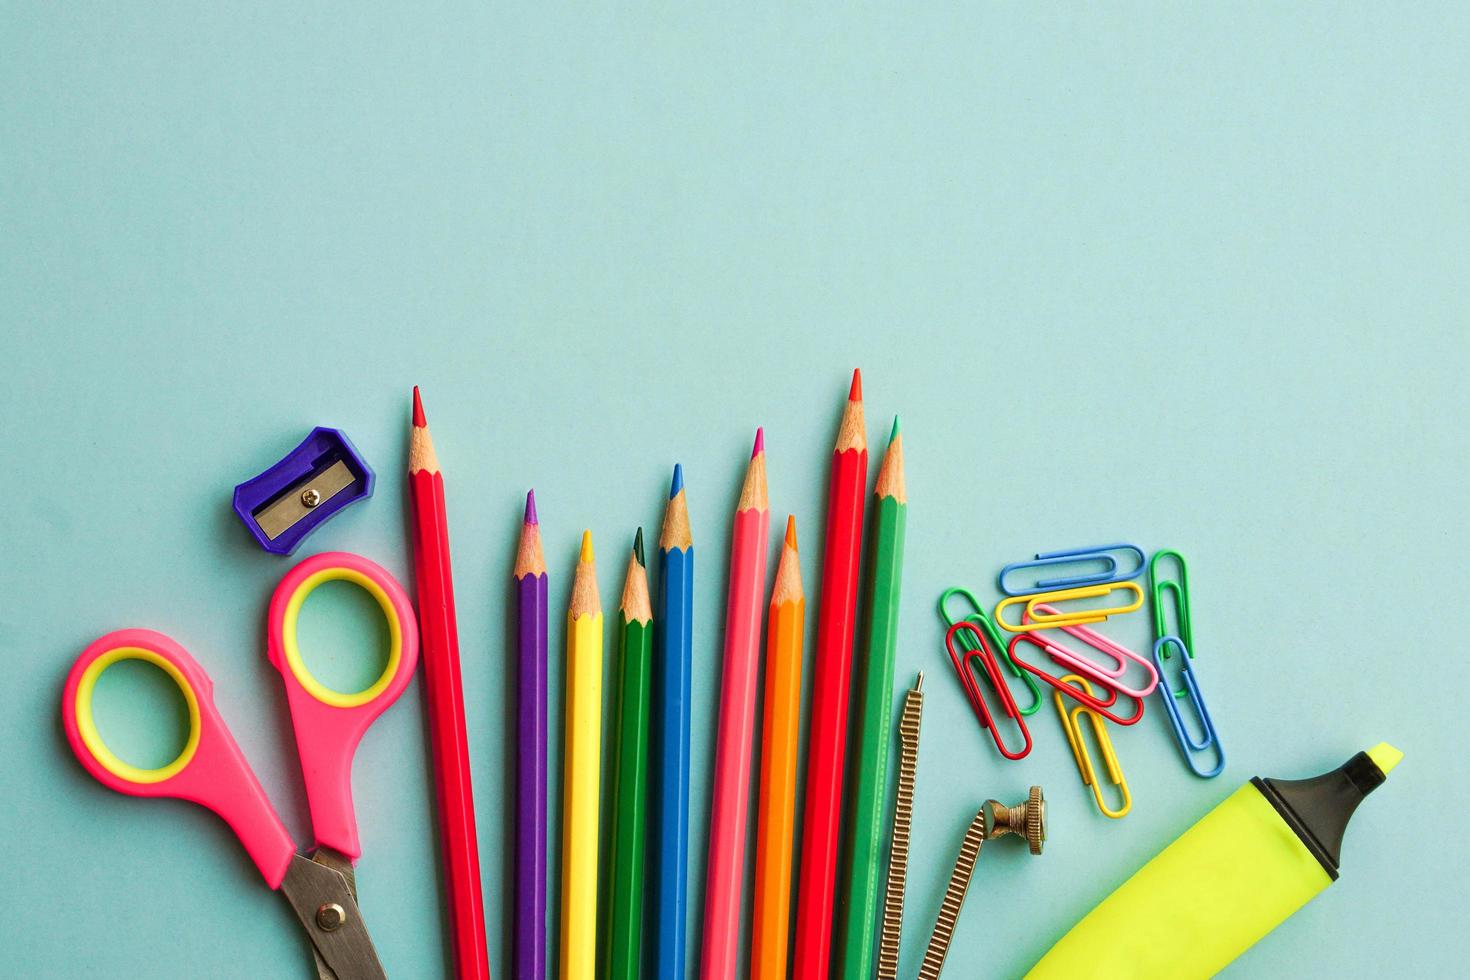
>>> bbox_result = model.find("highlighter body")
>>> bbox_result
[1027,744,1398,980]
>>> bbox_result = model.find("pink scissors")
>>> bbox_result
[61,552,418,980]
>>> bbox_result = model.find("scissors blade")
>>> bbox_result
[308,849,359,980]
[312,848,359,900]
[279,853,386,980]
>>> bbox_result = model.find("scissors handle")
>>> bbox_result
[61,629,296,887]
[267,552,420,861]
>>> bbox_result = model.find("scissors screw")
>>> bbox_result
[316,902,347,931]
[982,785,1047,855]
[301,487,322,508]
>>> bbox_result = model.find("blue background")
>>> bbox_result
[3,3,1465,977]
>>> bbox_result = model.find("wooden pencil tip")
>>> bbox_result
[890,415,901,442]
[739,436,769,512]
[633,527,645,566]
[514,505,546,577]
[580,529,594,563]
[411,385,426,427]
[834,377,868,453]
[659,474,693,551]
[524,489,538,525]
[849,368,863,401]
[771,519,804,604]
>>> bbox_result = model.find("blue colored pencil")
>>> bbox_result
[649,464,693,979]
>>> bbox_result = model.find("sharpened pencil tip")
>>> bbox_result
[580,530,594,563]
[524,489,538,525]
[890,415,901,441]
[784,514,797,549]
[670,463,684,498]
[633,527,645,565]
[752,427,764,457]
[412,386,426,427]
[849,368,863,401]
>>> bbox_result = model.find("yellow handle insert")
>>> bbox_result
[278,566,404,708]
[74,647,202,784]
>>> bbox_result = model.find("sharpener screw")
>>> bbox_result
[301,488,322,508]
[316,903,346,931]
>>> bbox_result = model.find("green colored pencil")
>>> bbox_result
[604,528,653,980]
[838,417,908,980]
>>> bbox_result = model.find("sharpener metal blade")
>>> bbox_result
[254,459,356,541]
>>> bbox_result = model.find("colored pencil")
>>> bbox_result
[650,465,694,979]
[793,369,869,979]
[700,430,771,980]
[561,531,603,980]
[750,515,807,980]
[514,490,549,980]
[605,529,653,980]
[838,417,908,980]
[407,387,491,980]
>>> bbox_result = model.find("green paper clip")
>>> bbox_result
[1148,550,1193,698]
[939,587,1043,716]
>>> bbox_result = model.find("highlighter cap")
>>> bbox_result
[1251,745,1398,880]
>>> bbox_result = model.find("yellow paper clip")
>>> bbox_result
[1055,674,1130,819]
[994,582,1143,632]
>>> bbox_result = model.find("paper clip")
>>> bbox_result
[1149,549,1194,697]
[945,622,1032,760]
[1024,603,1159,698]
[939,588,1042,716]
[1055,675,1131,819]
[1152,636,1225,778]
[994,582,1144,633]
[1006,634,1145,725]
[998,544,1146,596]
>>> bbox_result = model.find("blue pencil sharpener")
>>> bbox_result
[232,427,375,555]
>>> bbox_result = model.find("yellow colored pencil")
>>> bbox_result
[750,515,806,980]
[561,530,603,980]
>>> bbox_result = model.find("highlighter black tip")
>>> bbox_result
[1252,751,1389,881]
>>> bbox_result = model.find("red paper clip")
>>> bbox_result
[946,621,1033,759]
[1006,634,1146,725]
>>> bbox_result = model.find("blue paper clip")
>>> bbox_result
[999,544,1146,596]
[938,587,1042,716]
[1151,635,1224,778]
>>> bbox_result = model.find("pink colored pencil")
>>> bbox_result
[699,429,771,980]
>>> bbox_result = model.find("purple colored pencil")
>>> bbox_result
[514,490,549,980]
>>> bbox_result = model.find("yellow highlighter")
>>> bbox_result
[1028,743,1401,979]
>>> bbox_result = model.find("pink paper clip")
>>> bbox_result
[1006,633,1145,725]
[945,621,1033,760]
[1024,603,1159,698]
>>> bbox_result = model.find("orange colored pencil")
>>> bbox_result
[750,516,806,980]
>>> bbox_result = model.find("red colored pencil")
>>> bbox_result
[409,387,491,980]
[792,370,868,979]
